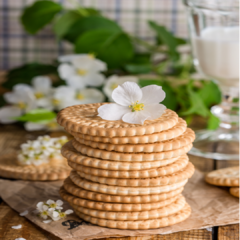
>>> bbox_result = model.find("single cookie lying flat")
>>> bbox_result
[74,203,191,229]
[63,177,184,203]
[205,166,239,187]
[57,103,178,137]
[69,118,187,144]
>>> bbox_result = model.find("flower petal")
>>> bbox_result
[112,82,142,106]
[52,211,59,218]
[92,59,107,72]
[56,200,63,206]
[65,209,74,215]
[43,220,52,224]
[24,122,46,131]
[46,200,54,205]
[0,106,22,124]
[83,72,105,87]
[141,85,166,104]
[75,88,105,104]
[58,64,75,80]
[142,104,166,120]
[11,225,22,229]
[122,111,150,125]
[19,210,28,216]
[66,75,86,89]
[32,76,51,93]
[98,104,130,121]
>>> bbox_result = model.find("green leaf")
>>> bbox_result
[53,10,82,39]
[207,113,220,130]
[161,82,178,111]
[124,64,152,74]
[14,109,56,123]
[148,21,179,60]
[181,83,209,117]
[138,79,162,87]
[2,63,57,90]
[21,0,62,34]
[198,80,221,107]
[65,16,121,43]
[175,37,187,45]
[75,29,134,68]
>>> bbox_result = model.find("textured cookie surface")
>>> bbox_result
[68,155,189,178]
[60,187,180,212]
[72,195,186,220]
[70,118,187,144]
[70,171,188,195]
[57,103,178,137]
[205,167,239,187]
[74,128,195,153]
[72,139,193,162]
[62,141,179,170]
[0,154,71,181]
[63,177,184,203]
[77,162,194,187]
[229,187,239,198]
[75,203,191,229]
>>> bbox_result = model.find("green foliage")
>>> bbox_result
[21,0,62,34]
[148,21,180,60]
[53,10,82,39]
[75,30,134,68]
[207,113,220,130]
[2,63,57,90]
[14,109,56,123]
[64,16,121,43]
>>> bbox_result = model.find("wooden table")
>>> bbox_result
[0,125,239,240]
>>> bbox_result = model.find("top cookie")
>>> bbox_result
[57,103,179,137]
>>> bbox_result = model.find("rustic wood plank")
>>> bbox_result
[218,225,239,240]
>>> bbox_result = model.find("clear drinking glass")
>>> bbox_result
[183,0,239,160]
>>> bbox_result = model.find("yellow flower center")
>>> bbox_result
[110,83,118,90]
[46,122,58,130]
[77,69,87,76]
[76,93,85,100]
[59,212,66,218]
[88,53,95,59]
[17,102,27,109]
[41,211,48,216]
[49,203,57,208]
[35,92,44,99]
[52,99,60,106]
[129,101,144,112]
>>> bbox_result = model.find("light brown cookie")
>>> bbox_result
[72,195,186,221]
[62,141,180,170]
[229,187,239,198]
[72,139,193,162]
[205,166,239,187]
[74,203,191,229]
[69,171,188,195]
[69,118,187,144]
[57,103,179,137]
[73,128,195,153]
[0,154,71,181]
[68,155,189,178]
[63,177,184,203]
[77,162,194,187]
[59,187,180,211]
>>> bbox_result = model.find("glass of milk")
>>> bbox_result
[184,0,239,160]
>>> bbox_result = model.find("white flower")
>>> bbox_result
[49,209,73,221]
[31,76,53,109]
[0,106,22,124]
[53,136,68,148]
[98,82,166,125]
[58,54,106,89]
[24,120,62,132]
[48,209,61,221]
[74,88,105,105]
[36,202,49,220]
[3,84,37,112]
[103,75,138,102]
[21,140,41,156]
[46,199,63,210]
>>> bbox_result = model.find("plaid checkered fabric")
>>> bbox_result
[0,0,188,70]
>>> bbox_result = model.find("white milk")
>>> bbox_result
[192,27,239,87]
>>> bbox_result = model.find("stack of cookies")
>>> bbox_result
[58,103,195,229]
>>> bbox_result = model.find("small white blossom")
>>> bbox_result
[103,75,138,102]
[58,54,106,89]
[43,220,52,224]
[98,81,166,125]
[37,202,49,220]
[46,199,63,210]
